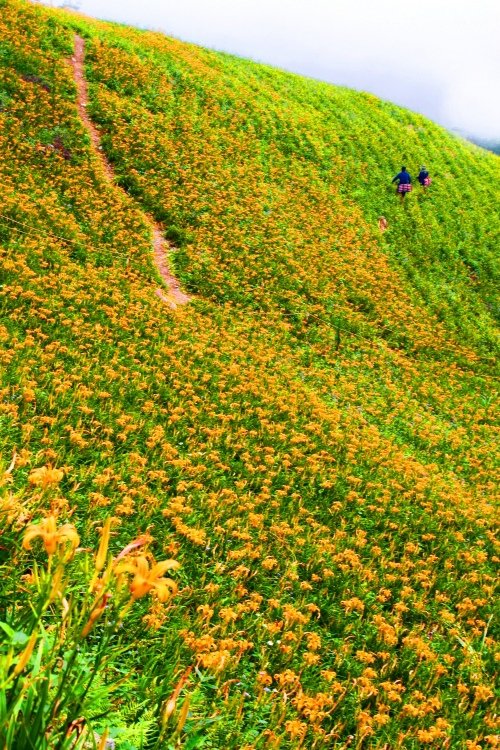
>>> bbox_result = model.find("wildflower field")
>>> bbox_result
[0,0,499,747]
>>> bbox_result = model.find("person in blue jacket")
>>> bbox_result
[392,166,412,200]
[418,165,432,190]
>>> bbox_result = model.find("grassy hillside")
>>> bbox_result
[0,1,498,747]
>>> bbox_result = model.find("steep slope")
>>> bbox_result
[81,20,499,357]
[0,1,498,748]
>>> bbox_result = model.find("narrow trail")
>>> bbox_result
[70,35,190,309]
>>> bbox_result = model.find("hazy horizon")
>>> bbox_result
[40,0,500,141]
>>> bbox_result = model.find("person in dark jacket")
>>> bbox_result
[392,166,412,200]
[418,165,432,189]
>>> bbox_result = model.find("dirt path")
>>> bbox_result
[70,35,189,309]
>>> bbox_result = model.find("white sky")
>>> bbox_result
[45,0,500,140]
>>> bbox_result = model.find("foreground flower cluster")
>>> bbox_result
[0,1,498,747]
[2,502,179,748]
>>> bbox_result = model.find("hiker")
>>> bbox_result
[378,216,388,232]
[392,166,412,200]
[418,165,432,189]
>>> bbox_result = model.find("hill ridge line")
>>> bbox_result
[70,34,190,309]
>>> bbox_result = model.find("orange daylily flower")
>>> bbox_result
[12,632,38,676]
[115,555,180,601]
[28,466,64,488]
[22,516,80,556]
[95,517,112,572]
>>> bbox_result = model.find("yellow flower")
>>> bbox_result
[13,632,38,676]
[284,720,307,740]
[95,517,112,572]
[28,466,64,488]
[80,592,112,638]
[23,516,80,556]
[115,555,179,601]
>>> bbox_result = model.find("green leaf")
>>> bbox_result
[12,630,30,646]
[0,622,16,641]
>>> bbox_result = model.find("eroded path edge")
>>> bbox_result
[71,34,190,309]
